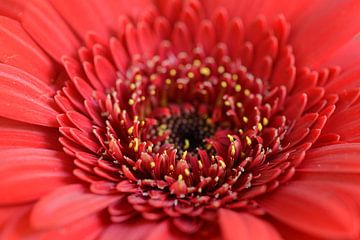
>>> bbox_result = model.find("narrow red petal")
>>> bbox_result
[31,184,121,229]
[0,148,74,205]
[219,209,282,240]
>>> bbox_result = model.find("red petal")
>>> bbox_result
[31,184,121,229]
[298,143,360,173]
[0,117,61,149]
[290,1,360,67]
[219,209,282,240]
[0,64,59,127]
[0,16,55,83]
[49,0,110,41]
[0,149,74,205]
[100,218,157,240]
[258,181,359,239]
[21,0,80,61]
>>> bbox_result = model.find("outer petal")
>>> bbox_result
[289,0,360,67]
[0,16,55,83]
[30,184,121,229]
[21,0,80,61]
[100,218,157,240]
[0,64,59,127]
[0,117,61,149]
[0,148,74,205]
[219,209,282,240]
[258,181,359,239]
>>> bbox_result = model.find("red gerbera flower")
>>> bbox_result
[1,0,360,239]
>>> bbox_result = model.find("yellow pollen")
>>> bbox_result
[232,74,239,81]
[141,96,145,101]
[236,102,243,108]
[128,99,135,106]
[184,139,190,150]
[193,59,201,67]
[141,120,145,126]
[133,138,139,152]
[246,136,252,146]
[235,84,242,92]
[243,116,249,123]
[184,169,190,176]
[257,122,263,131]
[231,144,236,156]
[219,160,226,168]
[170,69,177,76]
[165,78,172,85]
[178,174,184,181]
[214,176,219,182]
[239,129,244,135]
[147,145,153,152]
[221,81,228,88]
[135,74,142,81]
[211,155,216,162]
[241,152,246,158]
[150,162,155,168]
[182,151,188,159]
[217,66,225,74]
[133,116,139,122]
[263,117,269,126]
[127,126,134,135]
[227,134,235,142]
[200,67,211,76]
[187,71,195,79]
[130,83,136,90]
[244,89,251,96]
[224,100,231,106]
[198,160,203,169]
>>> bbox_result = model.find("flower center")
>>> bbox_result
[152,111,216,154]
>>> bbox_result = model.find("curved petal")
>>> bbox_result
[30,184,121,229]
[100,218,157,240]
[0,148,74,205]
[298,143,360,173]
[258,181,359,239]
[219,209,282,240]
[0,64,59,127]
[289,0,360,67]
[0,117,61,149]
[0,16,55,83]
[21,0,80,61]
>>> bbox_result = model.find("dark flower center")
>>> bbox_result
[152,111,216,154]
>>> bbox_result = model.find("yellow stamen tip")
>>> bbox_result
[184,139,190,150]
[263,117,269,126]
[200,67,211,76]
[243,116,249,123]
[246,136,252,146]
[235,84,242,92]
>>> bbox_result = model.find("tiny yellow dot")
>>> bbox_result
[178,174,184,181]
[187,72,195,79]
[128,99,135,105]
[243,116,249,123]
[244,89,251,96]
[246,136,252,145]
[236,102,243,108]
[221,81,228,88]
[135,74,142,81]
[263,117,269,126]
[169,69,177,76]
[200,67,211,76]
[127,126,134,135]
[257,122,263,131]
[232,74,239,81]
[165,78,172,85]
[235,84,242,92]
[184,139,190,150]
[150,162,155,168]
[193,59,201,67]
[130,83,136,90]
[184,168,190,176]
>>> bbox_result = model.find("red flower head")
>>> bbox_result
[1,0,360,239]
